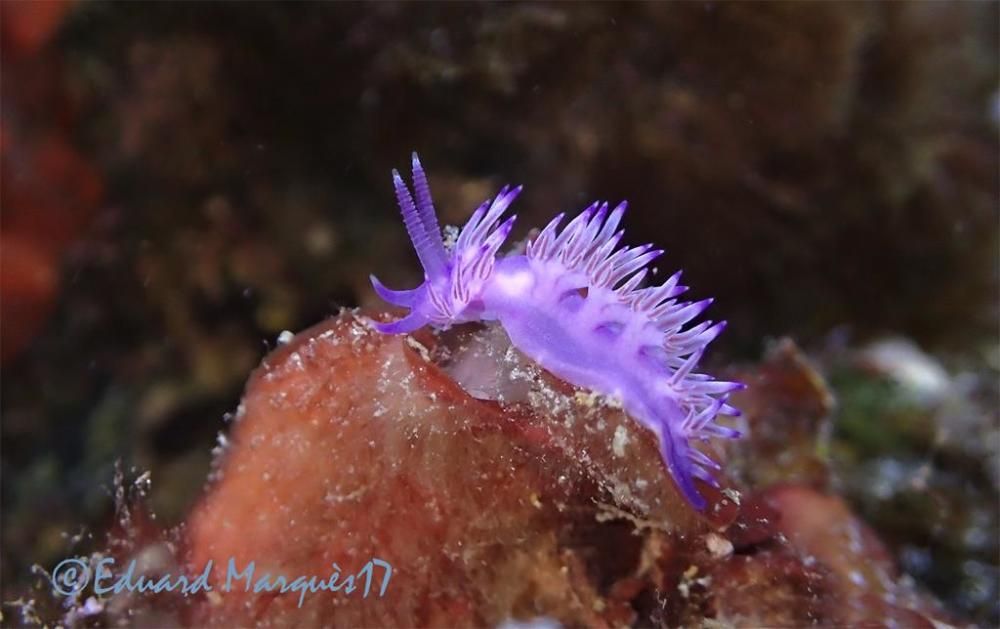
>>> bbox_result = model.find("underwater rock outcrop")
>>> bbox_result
[183,311,958,627]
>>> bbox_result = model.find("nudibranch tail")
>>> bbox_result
[371,153,744,511]
[516,195,745,509]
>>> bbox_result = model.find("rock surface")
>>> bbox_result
[182,312,957,627]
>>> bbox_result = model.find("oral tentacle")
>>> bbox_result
[374,311,429,335]
[370,275,422,308]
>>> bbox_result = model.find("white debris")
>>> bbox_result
[705,532,734,558]
[860,337,952,403]
[612,425,629,458]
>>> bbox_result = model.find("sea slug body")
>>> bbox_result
[371,153,744,510]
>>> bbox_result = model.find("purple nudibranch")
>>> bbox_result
[371,153,744,510]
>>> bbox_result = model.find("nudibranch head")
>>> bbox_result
[373,153,744,512]
[370,153,520,334]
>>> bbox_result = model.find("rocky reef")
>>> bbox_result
[16,312,965,627]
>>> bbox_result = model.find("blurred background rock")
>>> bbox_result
[1,2,996,625]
